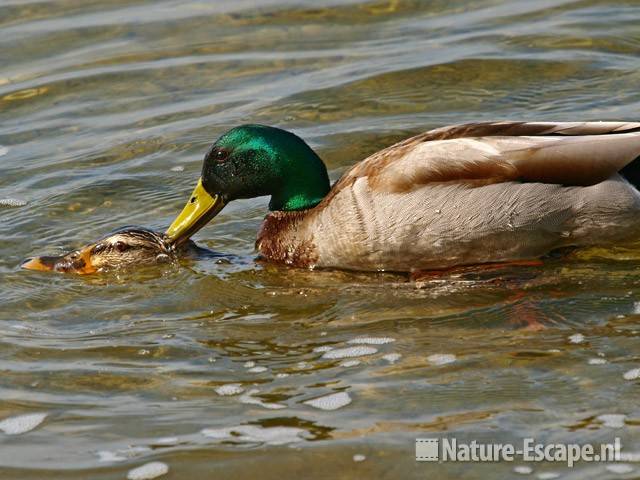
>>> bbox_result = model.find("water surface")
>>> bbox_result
[1,0,640,478]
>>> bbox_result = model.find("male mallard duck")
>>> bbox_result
[165,121,640,272]
[22,227,199,274]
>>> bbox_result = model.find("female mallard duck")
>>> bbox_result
[165,121,640,272]
[22,227,200,274]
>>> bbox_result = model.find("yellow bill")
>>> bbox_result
[165,178,225,245]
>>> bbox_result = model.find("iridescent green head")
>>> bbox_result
[165,125,331,244]
[205,124,330,211]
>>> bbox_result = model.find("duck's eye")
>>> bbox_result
[114,241,129,252]
[92,244,106,254]
[213,148,229,163]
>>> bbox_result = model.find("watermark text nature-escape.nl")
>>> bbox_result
[416,437,622,467]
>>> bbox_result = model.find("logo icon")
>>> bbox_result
[416,438,439,461]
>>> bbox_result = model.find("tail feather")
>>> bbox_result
[620,155,640,189]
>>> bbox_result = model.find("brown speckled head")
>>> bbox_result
[22,227,192,274]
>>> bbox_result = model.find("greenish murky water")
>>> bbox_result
[1,1,640,478]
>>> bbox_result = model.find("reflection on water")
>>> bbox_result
[1,0,640,478]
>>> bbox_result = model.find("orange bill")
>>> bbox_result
[21,245,97,275]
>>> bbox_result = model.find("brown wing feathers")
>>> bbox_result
[326,121,640,198]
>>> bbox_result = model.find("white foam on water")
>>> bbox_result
[340,360,361,367]
[313,346,333,352]
[605,464,634,474]
[623,368,640,380]
[239,389,286,410]
[0,198,27,207]
[322,346,377,359]
[201,424,307,445]
[568,333,585,344]
[155,437,179,445]
[536,473,560,480]
[0,146,8,156]
[170,165,184,172]
[347,337,395,345]
[200,427,230,439]
[276,373,290,378]
[382,353,402,364]
[0,412,46,435]
[597,413,626,428]
[9,324,30,331]
[127,462,169,480]
[128,446,152,455]
[588,358,607,365]
[427,353,456,365]
[303,391,352,411]
[634,301,640,314]
[353,454,366,462]
[248,366,268,373]
[514,465,533,474]
[97,450,127,463]
[243,361,255,368]
[215,383,244,396]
